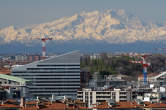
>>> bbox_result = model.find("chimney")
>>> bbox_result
[20,97,25,108]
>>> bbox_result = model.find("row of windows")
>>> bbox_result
[32,84,80,86]
[33,84,80,86]
[33,94,76,97]
[77,96,83,98]
[96,92,111,94]
[96,96,111,98]
[30,91,77,93]
[27,68,80,70]
[29,88,79,90]
[37,64,80,67]
[29,79,80,82]
[29,86,80,88]
[14,74,80,76]
[31,92,77,95]
[23,78,80,80]
[33,81,80,83]
[13,71,80,73]
[119,96,127,98]
[29,89,77,92]
[14,76,80,78]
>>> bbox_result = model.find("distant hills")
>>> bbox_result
[0,9,166,53]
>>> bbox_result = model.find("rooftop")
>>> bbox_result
[0,67,11,75]
[1,99,166,110]
[0,74,29,84]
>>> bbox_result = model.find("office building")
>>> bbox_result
[12,51,81,98]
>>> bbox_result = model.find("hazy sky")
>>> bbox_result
[0,0,166,28]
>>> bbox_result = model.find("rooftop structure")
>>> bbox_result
[1,96,166,110]
[0,74,29,84]
[0,74,30,99]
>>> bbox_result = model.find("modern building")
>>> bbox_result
[77,88,133,107]
[12,51,81,98]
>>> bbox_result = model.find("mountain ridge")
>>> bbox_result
[0,9,166,53]
[1,9,166,44]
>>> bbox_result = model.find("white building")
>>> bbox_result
[77,88,132,107]
[90,53,101,60]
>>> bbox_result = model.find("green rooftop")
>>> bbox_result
[0,74,29,84]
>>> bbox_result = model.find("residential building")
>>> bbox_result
[77,88,132,107]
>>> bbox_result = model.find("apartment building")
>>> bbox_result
[77,88,132,107]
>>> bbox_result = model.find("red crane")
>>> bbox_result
[130,54,150,84]
[41,38,52,58]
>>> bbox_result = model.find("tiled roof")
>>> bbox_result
[21,106,38,110]
[0,68,11,75]
[0,104,19,108]
[4,99,18,104]
[1,100,166,110]
[145,103,166,108]
[95,102,110,109]
[41,102,66,110]
[115,101,140,109]
[25,101,38,105]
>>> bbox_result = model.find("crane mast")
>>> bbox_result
[41,38,52,58]
[130,54,150,85]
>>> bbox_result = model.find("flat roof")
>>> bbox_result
[0,74,29,84]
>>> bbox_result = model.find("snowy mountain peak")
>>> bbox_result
[0,9,166,45]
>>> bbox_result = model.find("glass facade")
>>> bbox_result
[12,51,80,98]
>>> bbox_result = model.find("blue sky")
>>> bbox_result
[0,0,166,28]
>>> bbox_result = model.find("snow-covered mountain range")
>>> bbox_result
[0,9,166,53]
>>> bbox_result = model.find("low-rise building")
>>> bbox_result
[77,88,133,107]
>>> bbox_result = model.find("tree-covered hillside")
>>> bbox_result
[81,54,166,79]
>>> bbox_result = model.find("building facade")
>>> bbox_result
[12,51,81,98]
[77,88,132,107]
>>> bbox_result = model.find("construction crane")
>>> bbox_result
[41,38,52,58]
[130,54,150,85]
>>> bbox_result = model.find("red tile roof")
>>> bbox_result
[0,68,11,75]
[21,106,38,110]
[1,100,166,110]
[0,104,19,108]
[115,101,140,109]
[25,101,38,105]
[145,103,166,108]
[95,102,110,109]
